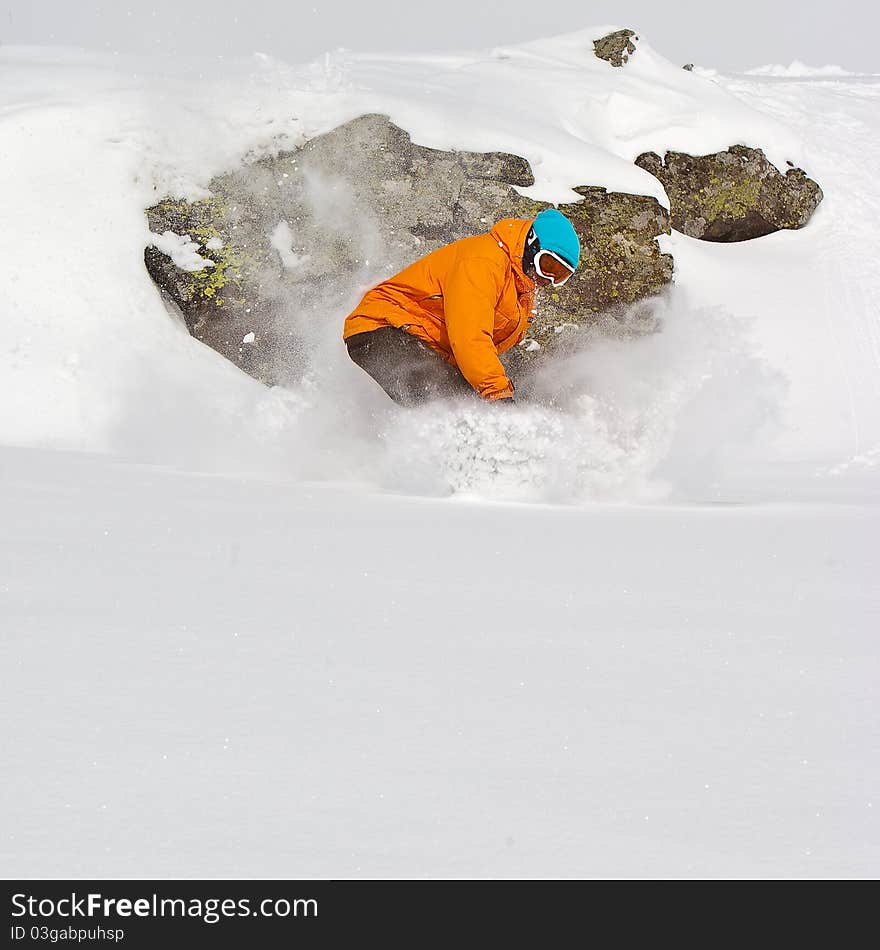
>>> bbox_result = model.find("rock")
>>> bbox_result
[145,114,673,384]
[682,63,694,71]
[522,187,673,350]
[593,29,639,67]
[454,150,534,187]
[635,145,823,241]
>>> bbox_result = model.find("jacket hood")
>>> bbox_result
[490,218,536,290]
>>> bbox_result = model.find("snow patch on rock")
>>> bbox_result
[150,230,214,272]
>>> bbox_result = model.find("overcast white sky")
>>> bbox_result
[2,0,878,72]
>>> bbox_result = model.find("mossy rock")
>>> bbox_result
[635,145,823,241]
[593,29,639,67]
[144,114,674,384]
[512,187,673,350]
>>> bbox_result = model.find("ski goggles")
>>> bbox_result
[533,248,576,286]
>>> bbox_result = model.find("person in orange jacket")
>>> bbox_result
[343,209,581,404]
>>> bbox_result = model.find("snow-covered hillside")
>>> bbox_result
[1,29,878,877]
[2,29,879,498]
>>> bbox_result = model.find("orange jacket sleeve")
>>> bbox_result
[441,256,514,400]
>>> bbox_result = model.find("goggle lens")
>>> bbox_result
[534,249,575,286]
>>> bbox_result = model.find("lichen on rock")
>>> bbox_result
[635,145,823,241]
[593,29,639,67]
[521,187,673,349]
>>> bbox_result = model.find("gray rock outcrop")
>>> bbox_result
[593,29,639,67]
[145,114,673,384]
[530,186,673,348]
[635,145,824,241]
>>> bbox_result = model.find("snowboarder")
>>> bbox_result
[343,209,580,405]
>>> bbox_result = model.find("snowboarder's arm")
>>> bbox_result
[441,257,514,400]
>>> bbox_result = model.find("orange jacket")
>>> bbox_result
[343,218,536,400]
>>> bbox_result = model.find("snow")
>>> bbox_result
[2,447,877,878]
[269,221,311,270]
[150,231,215,272]
[1,29,878,878]
[745,61,859,78]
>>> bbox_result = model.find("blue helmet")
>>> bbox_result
[530,208,580,269]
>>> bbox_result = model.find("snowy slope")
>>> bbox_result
[1,30,878,878]
[1,31,878,499]
[2,448,877,878]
